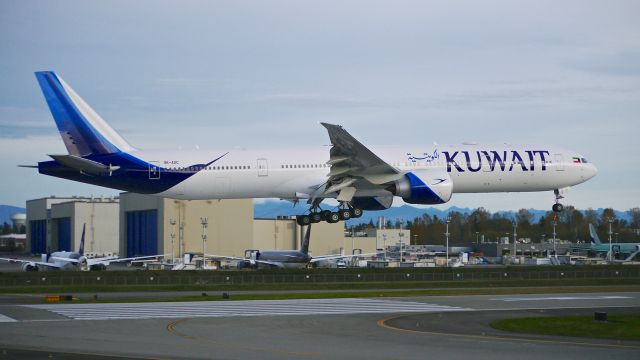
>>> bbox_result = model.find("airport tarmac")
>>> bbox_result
[0,292,638,359]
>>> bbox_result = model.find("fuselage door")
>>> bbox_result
[257,158,268,177]
[554,154,564,171]
[149,161,161,179]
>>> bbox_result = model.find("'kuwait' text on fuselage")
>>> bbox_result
[443,150,550,172]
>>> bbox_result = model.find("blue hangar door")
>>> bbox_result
[57,217,71,251]
[126,210,158,257]
[30,220,47,254]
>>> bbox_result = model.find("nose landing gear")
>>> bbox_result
[552,189,564,213]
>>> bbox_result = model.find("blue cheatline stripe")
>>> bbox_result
[35,71,120,155]
[39,151,229,194]
[404,172,445,204]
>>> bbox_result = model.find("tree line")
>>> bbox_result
[352,206,640,246]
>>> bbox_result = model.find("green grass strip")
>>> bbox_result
[491,315,640,341]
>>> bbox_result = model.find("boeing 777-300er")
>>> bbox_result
[26,71,598,225]
[0,224,164,271]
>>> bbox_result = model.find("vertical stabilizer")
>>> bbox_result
[79,224,86,255]
[35,71,134,156]
[589,223,601,245]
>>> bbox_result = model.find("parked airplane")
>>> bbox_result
[28,71,598,225]
[208,226,380,268]
[0,224,164,271]
[587,223,640,261]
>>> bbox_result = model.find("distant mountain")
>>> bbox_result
[253,200,632,225]
[0,205,26,225]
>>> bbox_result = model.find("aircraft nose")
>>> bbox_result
[585,163,598,179]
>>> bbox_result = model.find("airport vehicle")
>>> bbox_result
[208,227,379,268]
[0,225,164,271]
[28,71,597,225]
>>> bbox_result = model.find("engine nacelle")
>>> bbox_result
[386,170,453,205]
[21,262,39,272]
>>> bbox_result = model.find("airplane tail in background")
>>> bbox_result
[79,224,86,255]
[301,225,311,255]
[589,223,601,245]
[34,71,135,156]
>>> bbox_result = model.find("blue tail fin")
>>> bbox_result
[35,71,134,156]
[79,224,86,255]
[589,223,601,245]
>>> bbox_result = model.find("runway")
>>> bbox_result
[0,292,638,359]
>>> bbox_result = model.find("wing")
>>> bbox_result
[320,123,402,202]
[0,257,64,269]
[91,254,165,265]
[309,252,382,263]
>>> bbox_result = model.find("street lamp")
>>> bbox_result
[552,220,557,258]
[169,219,176,264]
[398,220,404,263]
[413,234,417,246]
[382,233,387,261]
[200,217,208,269]
[608,218,613,262]
[475,232,479,245]
[445,218,450,267]
[513,221,517,262]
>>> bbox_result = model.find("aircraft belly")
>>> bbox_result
[160,169,327,200]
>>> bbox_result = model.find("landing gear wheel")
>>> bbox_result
[310,212,322,223]
[327,212,340,223]
[320,210,332,221]
[552,203,563,213]
[338,209,351,221]
[296,215,311,226]
[350,207,363,218]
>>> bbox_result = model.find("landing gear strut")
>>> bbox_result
[552,189,564,213]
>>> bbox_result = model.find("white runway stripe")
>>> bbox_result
[0,314,17,322]
[26,298,466,320]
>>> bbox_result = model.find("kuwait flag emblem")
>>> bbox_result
[572,157,581,163]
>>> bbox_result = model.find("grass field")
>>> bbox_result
[491,315,640,341]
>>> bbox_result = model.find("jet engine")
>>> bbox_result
[385,170,453,205]
[21,263,38,272]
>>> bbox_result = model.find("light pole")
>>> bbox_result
[382,233,387,261]
[179,222,184,260]
[169,219,176,264]
[608,218,613,262]
[445,218,450,267]
[351,226,355,255]
[413,234,417,246]
[398,221,404,263]
[475,232,479,245]
[513,221,517,262]
[552,220,557,258]
[200,217,208,269]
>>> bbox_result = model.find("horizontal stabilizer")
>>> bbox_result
[49,154,120,175]
[18,165,38,168]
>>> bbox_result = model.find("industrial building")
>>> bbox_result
[26,194,377,261]
[26,196,119,256]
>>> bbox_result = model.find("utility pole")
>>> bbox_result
[552,220,557,258]
[608,218,613,262]
[513,221,517,263]
[445,218,450,267]
[382,233,387,261]
[200,217,208,269]
[398,220,404,263]
[169,219,176,264]
[475,232,479,246]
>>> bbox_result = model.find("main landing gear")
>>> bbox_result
[295,204,363,226]
[552,189,564,213]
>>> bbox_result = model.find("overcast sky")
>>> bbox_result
[0,1,638,211]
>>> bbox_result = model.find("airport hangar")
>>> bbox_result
[25,194,378,260]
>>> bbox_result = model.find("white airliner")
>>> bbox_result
[0,224,164,271]
[207,227,380,269]
[28,71,598,225]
